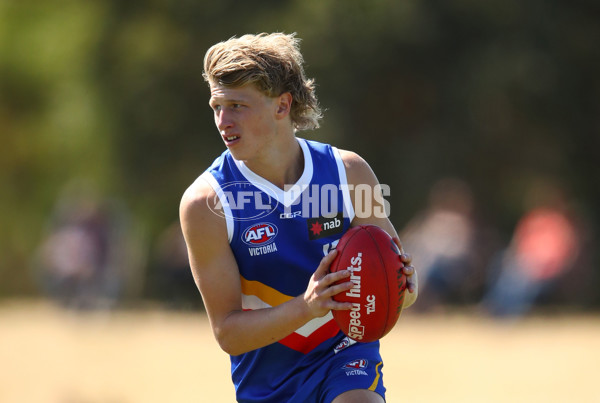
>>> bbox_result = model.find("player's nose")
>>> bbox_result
[216,110,234,132]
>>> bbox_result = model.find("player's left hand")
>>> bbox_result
[392,236,418,309]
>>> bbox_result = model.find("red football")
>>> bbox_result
[330,225,407,342]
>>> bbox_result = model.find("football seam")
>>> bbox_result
[331,226,363,272]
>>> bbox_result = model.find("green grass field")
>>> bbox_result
[1,300,598,403]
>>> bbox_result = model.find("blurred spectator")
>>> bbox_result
[400,177,488,311]
[149,221,201,310]
[481,180,581,318]
[33,180,141,310]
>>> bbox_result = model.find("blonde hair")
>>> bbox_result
[203,32,322,131]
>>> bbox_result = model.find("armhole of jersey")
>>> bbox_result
[332,147,355,222]
[200,171,234,243]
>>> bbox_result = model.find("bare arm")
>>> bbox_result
[339,149,418,309]
[179,177,353,356]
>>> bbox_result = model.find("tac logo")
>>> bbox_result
[242,223,278,246]
[342,359,368,370]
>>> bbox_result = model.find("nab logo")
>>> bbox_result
[242,223,278,246]
[342,359,368,370]
[307,212,344,240]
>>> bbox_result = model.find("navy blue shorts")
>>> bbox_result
[287,337,386,403]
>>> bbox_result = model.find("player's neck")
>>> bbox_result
[243,134,304,190]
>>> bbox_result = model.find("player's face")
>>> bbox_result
[209,83,279,161]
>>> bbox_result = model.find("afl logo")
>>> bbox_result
[206,181,279,222]
[242,223,278,246]
[343,359,368,370]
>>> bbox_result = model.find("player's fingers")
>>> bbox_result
[400,252,412,265]
[314,249,338,280]
[325,280,354,298]
[402,264,415,277]
[329,300,354,311]
[403,280,418,308]
[323,269,351,286]
[405,267,418,294]
[391,236,405,254]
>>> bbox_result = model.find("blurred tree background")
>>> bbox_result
[1,0,598,308]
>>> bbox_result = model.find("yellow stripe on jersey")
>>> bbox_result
[240,276,293,307]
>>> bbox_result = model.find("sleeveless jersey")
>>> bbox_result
[201,138,379,402]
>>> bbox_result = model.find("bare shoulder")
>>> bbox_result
[337,148,377,185]
[181,177,210,226]
[180,175,214,220]
[179,174,227,250]
[337,148,366,168]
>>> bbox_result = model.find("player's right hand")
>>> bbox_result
[303,250,354,318]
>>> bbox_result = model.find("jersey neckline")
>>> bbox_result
[233,138,313,208]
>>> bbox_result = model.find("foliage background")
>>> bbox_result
[1,0,598,305]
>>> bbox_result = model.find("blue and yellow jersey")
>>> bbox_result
[201,138,382,402]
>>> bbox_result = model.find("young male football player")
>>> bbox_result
[180,32,418,403]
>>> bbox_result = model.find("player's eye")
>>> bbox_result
[232,103,242,109]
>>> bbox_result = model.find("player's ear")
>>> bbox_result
[275,92,292,119]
